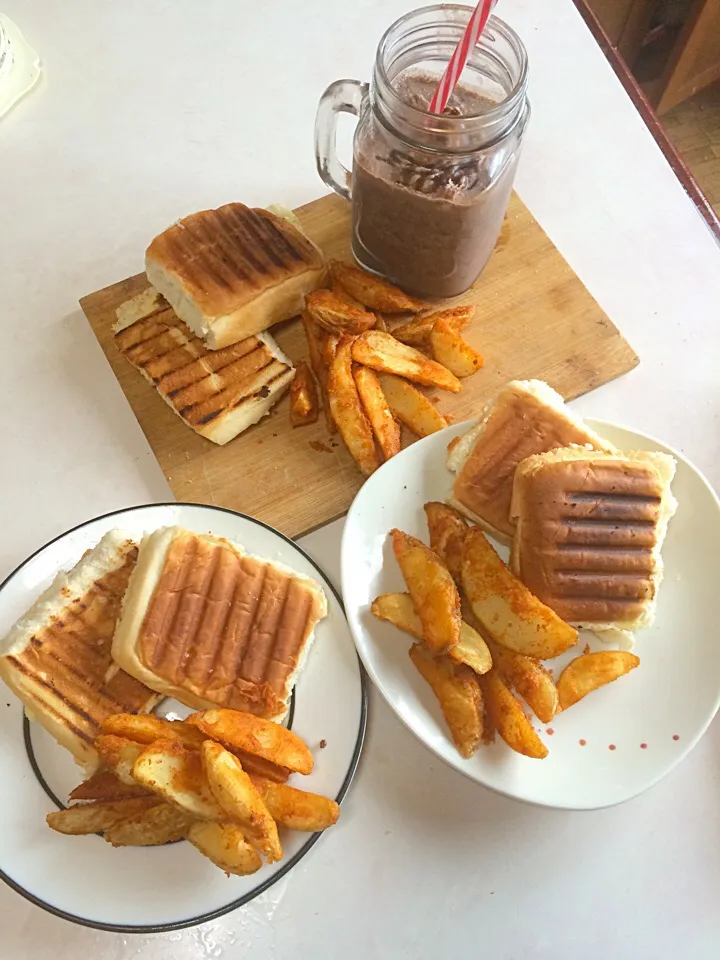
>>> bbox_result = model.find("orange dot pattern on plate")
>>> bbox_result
[579,739,586,746]
[546,728,554,736]
[608,744,616,751]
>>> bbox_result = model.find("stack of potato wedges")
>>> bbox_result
[47,709,339,876]
[372,503,640,759]
[289,261,484,475]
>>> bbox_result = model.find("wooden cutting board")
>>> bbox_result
[81,192,639,538]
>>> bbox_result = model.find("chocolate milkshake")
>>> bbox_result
[351,76,519,299]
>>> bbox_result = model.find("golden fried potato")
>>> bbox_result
[101,713,206,749]
[480,671,548,759]
[486,641,559,724]
[94,735,145,786]
[424,501,469,583]
[373,314,388,332]
[370,592,491,675]
[302,309,336,435]
[187,821,263,876]
[354,365,401,461]
[429,318,484,377]
[103,802,193,847]
[250,777,340,831]
[132,739,225,820]
[328,338,381,476]
[557,651,640,710]
[289,360,319,427]
[47,797,160,836]
[225,747,290,784]
[409,644,482,758]
[462,528,578,659]
[306,288,377,335]
[378,373,449,437]
[69,770,151,802]
[187,709,314,775]
[353,331,462,393]
[392,305,475,346]
[201,741,282,862]
[392,529,461,655]
[330,260,425,313]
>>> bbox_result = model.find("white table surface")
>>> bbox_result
[1,1,719,957]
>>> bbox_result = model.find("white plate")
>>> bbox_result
[0,503,367,932]
[342,419,720,810]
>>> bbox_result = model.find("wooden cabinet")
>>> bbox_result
[583,0,720,112]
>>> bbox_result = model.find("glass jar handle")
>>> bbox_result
[315,79,368,202]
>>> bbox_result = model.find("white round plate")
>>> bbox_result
[342,419,720,810]
[0,503,367,932]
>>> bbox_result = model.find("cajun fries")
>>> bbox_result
[370,592,491,676]
[409,644,483,759]
[392,305,474,347]
[95,735,146,786]
[201,741,282,862]
[353,331,462,393]
[100,713,205,748]
[557,652,640,710]
[328,338,381,476]
[486,641,559,724]
[103,802,193,847]
[289,360,319,427]
[480,671,548,759]
[391,529,461,655]
[462,528,578,659]
[251,778,340,832]
[132,739,225,820]
[187,821,263,877]
[330,260,425,313]
[70,770,151,802]
[306,288,377,335]
[424,501,468,583]
[302,309,336,435]
[379,374,449,437]
[354,365,401,461]
[47,797,160,836]
[430,317,484,378]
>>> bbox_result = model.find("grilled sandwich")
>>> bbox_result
[112,527,327,720]
[510,447,677,630]
[145,203,326,349]
[447,380,614,542]
[0,531,160,769]
[114,287,295,445]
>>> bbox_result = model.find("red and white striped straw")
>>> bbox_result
[428,0,497,115]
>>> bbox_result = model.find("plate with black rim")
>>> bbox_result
[0,503,367,933]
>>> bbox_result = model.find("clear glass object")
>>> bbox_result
[315,4,530,298]
[0,14,41,121]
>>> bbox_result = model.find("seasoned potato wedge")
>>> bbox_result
[328,338,381,476]
[306,288,377,335]
[201,741,281,862]
[486,641,559,724]
[224,747,290,784]
[424,501,469,583]
[100,713,206,749]
[370,592,491,675]
[352,331,462,393]
[250,777,340,832]
[47,797,160,836]
[557,651,640,710]
[302,309,336,435]
[70,770,151,802]
[462,528,578,659]
[429,317,484,377]
[132,739,225,820]
[187,821,263,876]
[391,529,461,655]
[409,644,482,758]
[480,671,548,759]
[392,305,475,346]
[330,260,425,313]
[354,365,401,461]
[379,374,449,437]
[187,709,314,775]
[94,735,145,786]
[103,802,193,847]
[289,360,319,427]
